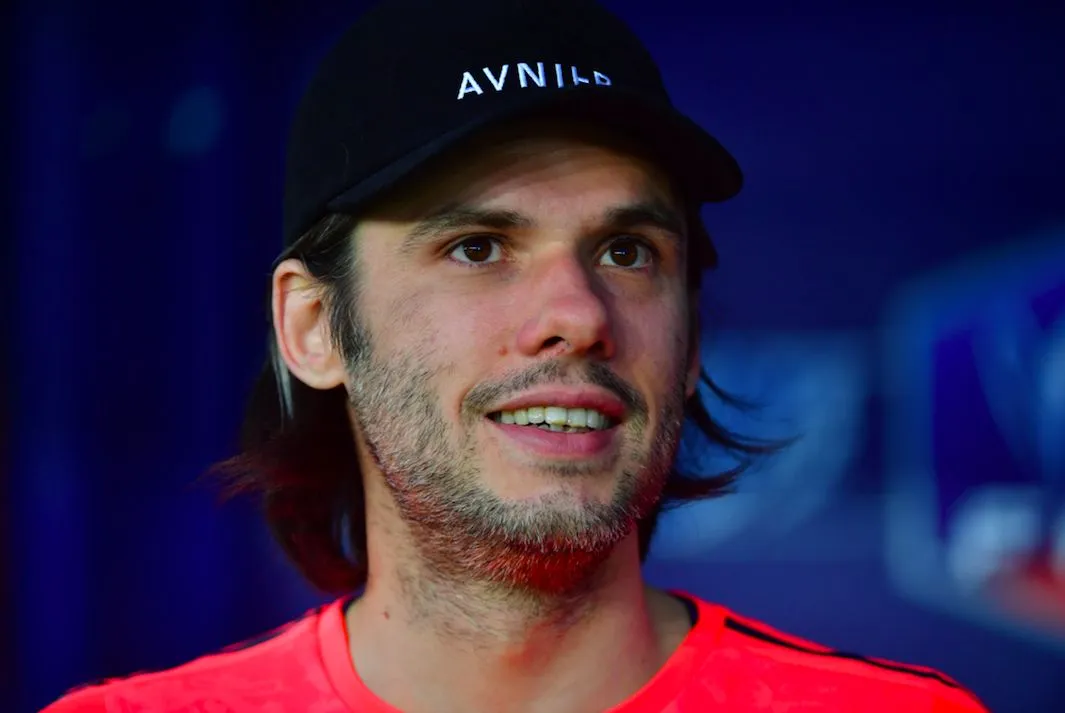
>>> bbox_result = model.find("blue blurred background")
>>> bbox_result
[7,1,1065,711]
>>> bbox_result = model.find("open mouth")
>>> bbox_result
[488,406,616,434]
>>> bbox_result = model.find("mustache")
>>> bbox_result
[463,359,647,421]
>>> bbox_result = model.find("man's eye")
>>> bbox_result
[448,236,503,265]
[599,236,654,269]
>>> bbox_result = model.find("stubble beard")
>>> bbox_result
[344,325,687,600]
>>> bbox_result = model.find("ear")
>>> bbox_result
[684,291,702,400]
[272,258,347,390]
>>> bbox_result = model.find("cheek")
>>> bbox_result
[375,288,444,353]
[378,286,512,397]
[420,285,515,355]
[617,299,688,387]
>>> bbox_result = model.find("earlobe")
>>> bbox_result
[272,259,348,390]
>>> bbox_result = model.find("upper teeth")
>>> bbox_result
[495,406,611,430]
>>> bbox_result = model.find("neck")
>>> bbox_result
[346,535,691,713]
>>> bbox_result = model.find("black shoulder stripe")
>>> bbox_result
[219,625,290,654]
[724,617,960,690]
[219,607,320,654]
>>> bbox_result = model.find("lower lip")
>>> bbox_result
[487,419,619,458]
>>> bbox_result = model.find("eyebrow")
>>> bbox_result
[602,200,686,244]
[399,205,533,255]
[399,197,686,255]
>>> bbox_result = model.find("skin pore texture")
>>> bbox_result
[274,122,703,713]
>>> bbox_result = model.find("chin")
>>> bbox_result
[487,468,628,508]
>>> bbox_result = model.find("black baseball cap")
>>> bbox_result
[278,0,742,271]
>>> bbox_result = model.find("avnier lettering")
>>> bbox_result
[457,63,612,100]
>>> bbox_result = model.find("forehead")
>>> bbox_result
[368,119,683,219]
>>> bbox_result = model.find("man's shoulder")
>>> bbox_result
[40,604,333,713]
[686,596,989,712]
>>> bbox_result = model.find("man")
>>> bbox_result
[46,0,988,711]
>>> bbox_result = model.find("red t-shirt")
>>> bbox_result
[43,592,988,712]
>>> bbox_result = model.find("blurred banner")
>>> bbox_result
[884,226,1065,651]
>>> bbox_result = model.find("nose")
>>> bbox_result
[514,252,615,360]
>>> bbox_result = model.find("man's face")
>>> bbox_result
[340,126,697,593]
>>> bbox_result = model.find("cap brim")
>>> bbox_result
[302,87,739,270]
